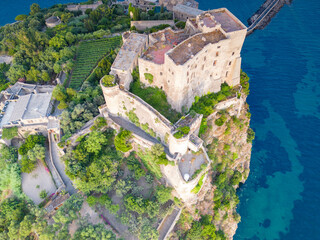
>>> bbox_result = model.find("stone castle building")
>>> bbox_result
[139,8,247,112]
[103,8,247,203]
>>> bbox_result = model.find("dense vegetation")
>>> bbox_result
[70,36,121,89]
[130,68,181,123]
[58,82,105,141]
[0,2,129,89]
[2,127,18,140]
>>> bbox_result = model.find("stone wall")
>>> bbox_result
[101,83,172,145]
[131,20,175,31]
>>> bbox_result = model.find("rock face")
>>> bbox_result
[192,94,252,239]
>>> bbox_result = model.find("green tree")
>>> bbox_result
[2,127,18,140]
[73,224,116,240]
[73,151,119,193]
[15,14,28,21]
[154,185,172,204]
[26,67,41,82]
[52,84,67,102]
[21,156,36,173]
[27,144,45,163]
[114,129,132,152]
[7,64,27,82]
[0,144,17,168]
[41,70,50,82]
[30,3,41,15]
[84,131,107,154]
[19,215,34,239]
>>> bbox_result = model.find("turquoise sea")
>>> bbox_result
[198,0,320,239]
[1,0,320,239]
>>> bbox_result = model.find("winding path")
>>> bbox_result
[49,133,77,195]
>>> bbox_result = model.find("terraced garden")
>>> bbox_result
[69,36,122,90]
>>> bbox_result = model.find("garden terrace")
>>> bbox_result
[142,29,188,64]
[70,36,121,90]
[167,30,226,65]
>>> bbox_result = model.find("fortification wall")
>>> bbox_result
[161,157,210,205]
[101,83,172,145]
[131,20,175,31]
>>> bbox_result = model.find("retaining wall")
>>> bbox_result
[131,20,175,31]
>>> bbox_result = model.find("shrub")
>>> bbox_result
[40,190,47,199]
[18,135,46,155]
[144,73,153,84]
[114,129,133,152]
[240,70,250,95]
[191,174,205,194]
[21,156,36,173]
[2,127,18,140]
[130,68,181,123]
[173,126,190,139]
[86,195,98,207]
[215,114,227,126]
[175,21,186,29]
[90,117,107,131]
[155,185,172,204]
[247,128,255,143]
[101,75,115,87]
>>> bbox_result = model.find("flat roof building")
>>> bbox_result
[173,4,203,20]
[110,32,148,90]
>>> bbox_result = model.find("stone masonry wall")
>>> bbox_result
[101,83,172,145]
[131,20,175,31]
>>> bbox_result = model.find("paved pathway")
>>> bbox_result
[158,207,181,240]
[49,133,77,195]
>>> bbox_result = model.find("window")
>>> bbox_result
[216,52,219,57]
[187,72,189,76]
[202,65,204,70]
[226,71,229,77]
[213,60,217,66]
[229,61,232,66]
[217,46,221,49]
[160,72,163,76]
[172,72,174,75]
[204,56,206,61]
[232,52,235,56]
[161,86,163,90]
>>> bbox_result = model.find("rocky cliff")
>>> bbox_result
[170,80,253,239]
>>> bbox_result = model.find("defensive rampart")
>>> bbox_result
[131,20,175,31]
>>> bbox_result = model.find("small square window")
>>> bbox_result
[216,52,219,57]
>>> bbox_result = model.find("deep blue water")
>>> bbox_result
[198,0,320,239]
[1,0,320,239]
[0,0,86,26]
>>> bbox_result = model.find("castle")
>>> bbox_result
[111,8,246,112]
[101,8,247,203]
